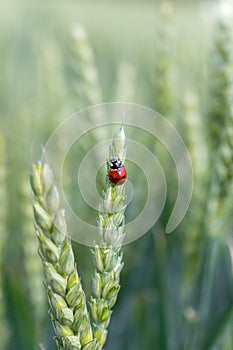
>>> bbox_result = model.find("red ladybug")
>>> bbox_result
[108,158,127,185]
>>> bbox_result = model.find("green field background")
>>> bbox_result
[0,1,233,350]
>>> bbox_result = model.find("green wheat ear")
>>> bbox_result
[207,16,233,154]
[30,162,96,350]
[20,175,46,341]
[68,23,102,110]
[90,125,127,349]
[206,15,233,238]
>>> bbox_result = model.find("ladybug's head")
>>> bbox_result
[110,157,122,169]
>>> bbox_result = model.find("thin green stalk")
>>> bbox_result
[204,303,233,350]
[183,92,209,288]
[90,126,127,349]
[0,133,9,350]
[190,239,220,350]
[154,0,174,117]
[30,162,96,350]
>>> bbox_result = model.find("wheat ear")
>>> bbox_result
[30,161,96,350]
[207,16,233,154]
[68,23,102,109]
[20,175,46,340]
[90,126,127,349]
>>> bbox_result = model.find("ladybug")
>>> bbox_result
[108,158,127,185]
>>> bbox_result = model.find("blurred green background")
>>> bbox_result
[1,0,233,349]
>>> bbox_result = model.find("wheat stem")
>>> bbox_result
[154,1,174,117]
[183,92,209,287]
[0,133,10,349]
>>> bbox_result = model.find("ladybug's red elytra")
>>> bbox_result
[108,158,127,185]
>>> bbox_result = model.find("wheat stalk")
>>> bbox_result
[42,41,66,121]
[207,16,233,154]
[183,92,209,287]
[90,126,127,349]
[68,23,102,110]
[154,0,174,117]
[190,15,233,348]
[0,133,9,349]
[206,15,233,237]
[30,162,96,350]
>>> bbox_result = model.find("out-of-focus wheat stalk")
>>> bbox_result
[42,42,67,125]
[191,11,233,350]
[154,0,174,117]
[115,62,136,102]
[207,15,233,154]
[0,133,10,349]
[183,92,209,286]
[65,23,103,204]
[31,162,96,350]
[90,126,127,349]
[30,39,66,147]
[206,13,233,238]
[68,24,102,110]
